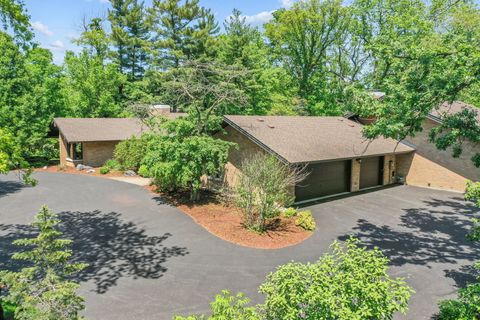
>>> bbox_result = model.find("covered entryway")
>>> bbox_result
[360,156,384,189]
[295,160,351,202]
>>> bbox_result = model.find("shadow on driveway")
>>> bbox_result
[339,196,480,288]
[0,210,189,294]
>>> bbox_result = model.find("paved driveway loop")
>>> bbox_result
[0,172,478,319]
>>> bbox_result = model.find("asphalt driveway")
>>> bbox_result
[0,172,478,319]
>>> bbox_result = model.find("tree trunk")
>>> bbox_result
[190,188,200,202]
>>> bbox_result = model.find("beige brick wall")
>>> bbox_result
[351,160,361,192]
[59,134,71,167]
[83,141,119,167]
[217,126,266,187]
[406,118,480,181]
[397,152,468,192]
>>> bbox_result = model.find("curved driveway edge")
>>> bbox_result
[0,172,478,319]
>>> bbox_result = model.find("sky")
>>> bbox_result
[24,0,297,64]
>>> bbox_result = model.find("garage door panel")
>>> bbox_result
[295,160,351,202]
[359,156,384,189]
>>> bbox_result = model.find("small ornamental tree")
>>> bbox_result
[142,118,235,201]
[235,153,306,232]
[259,238,413,319]
[0,206,87,320]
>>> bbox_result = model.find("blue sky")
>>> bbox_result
[25,0,295,64]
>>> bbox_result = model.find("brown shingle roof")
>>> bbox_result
[430,101,480,123]
[224,115,414,164]
[54,118,148,143]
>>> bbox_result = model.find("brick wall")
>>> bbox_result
[351,160,361,191]
[59,134,70,167]
[217,126,266,187]
[406,118,479,181]
[396,152,468,192]
[83,141,119,167]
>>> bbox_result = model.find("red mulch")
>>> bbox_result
[146,187,313,249]
[35,165,125,178]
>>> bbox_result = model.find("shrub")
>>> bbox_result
[179,238,413,319]
[113,136,147,171]
[99,167,110,175]
[438,283,480,319]
[260,238,413,319]
[235,153,306,232]
[174,290,259,320]
[104,159,119,170]
[282,207,297,218]
[138,164,151,178]
[295,210,316,231]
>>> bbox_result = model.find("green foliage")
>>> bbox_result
[429,108,480,167]
[157,59,249,134]
[108,0,150,81]
[148,0,219,69]
[282,207,298,218]
[235,153,305,232]
[62,50,127,118]
[181,238,412,320]
[438,283,480,319]
[142,118,234,201]
[0,0,32,43]
[295,210,316,231]
[137,164,150,178]
[104,158,120,170]
[0,206,87,320]
[260,238,413,319]
[113,136,147,171]
[174,291,259,320]
[100,167,110,174]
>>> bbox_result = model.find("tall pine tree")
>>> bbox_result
[108,0,150,81]
[148,0,219,69]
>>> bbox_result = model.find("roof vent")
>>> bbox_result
[267,124,275,129]
[257,118,265,122]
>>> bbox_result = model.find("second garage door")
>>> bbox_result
[295,160,351,202]
[360,156,384,189]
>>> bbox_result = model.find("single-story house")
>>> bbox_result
[220,116,415,204]
[54,107,185,167]
[54,118,148,167]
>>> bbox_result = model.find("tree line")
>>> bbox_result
[1,0,480,168]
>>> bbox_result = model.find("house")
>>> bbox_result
[54,105,186,168]
[54,118,148,167]
[346,100,480,193]
[220,116,415,204]
[399,101,480,192]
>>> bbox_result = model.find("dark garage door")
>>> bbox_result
[295,160,351,202]
[360,156,384,189]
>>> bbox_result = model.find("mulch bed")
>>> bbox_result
[146,187,313,249]
[35,165,125,178]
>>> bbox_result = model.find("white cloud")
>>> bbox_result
[280,0,298,8]
[31,21,54,37]
[50,40,66,50]
[243,11,274,25]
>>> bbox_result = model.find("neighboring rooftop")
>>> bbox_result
[224,115,414,164]
[430,101,480,123]
[54,118,148,143]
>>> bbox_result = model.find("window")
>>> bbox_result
[67,143,83,160]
